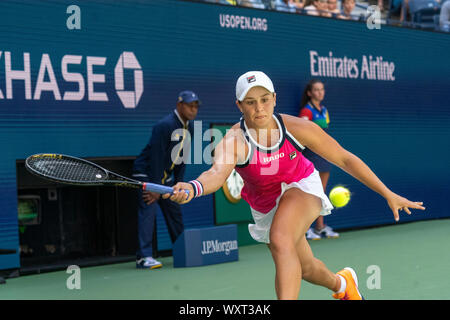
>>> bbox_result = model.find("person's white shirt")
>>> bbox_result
[304,4,320,15]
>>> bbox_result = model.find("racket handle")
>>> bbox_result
[142,182,190,196]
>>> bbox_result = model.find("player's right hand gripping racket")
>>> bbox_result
[25,153,188,196]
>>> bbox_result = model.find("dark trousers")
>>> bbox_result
[136,189,184,258]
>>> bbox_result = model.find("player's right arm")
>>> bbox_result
[163,123,247,204]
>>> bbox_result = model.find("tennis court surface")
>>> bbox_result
[1,219,448,300]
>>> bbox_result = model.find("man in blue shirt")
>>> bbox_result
[133,91,200,269]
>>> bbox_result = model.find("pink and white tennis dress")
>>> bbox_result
[235,113,333,243]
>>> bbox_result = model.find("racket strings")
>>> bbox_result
[28,156,107,182]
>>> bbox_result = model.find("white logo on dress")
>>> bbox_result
[262,152,284,163]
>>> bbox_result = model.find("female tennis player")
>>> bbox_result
[163,71,425,300]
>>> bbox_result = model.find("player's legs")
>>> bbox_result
[314,171,329,230]
[297,248,364,301]
[295,235,340,291]
[319,171,330,190]
[268,188,324,299]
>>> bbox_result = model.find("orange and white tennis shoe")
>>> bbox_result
[332,267,364,300]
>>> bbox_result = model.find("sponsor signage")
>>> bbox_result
[173,224,239,267]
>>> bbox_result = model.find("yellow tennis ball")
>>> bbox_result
[329,186,351,208]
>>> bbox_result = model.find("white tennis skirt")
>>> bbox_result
[248,169,333,244]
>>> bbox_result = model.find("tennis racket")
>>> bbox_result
[25,153,187,195]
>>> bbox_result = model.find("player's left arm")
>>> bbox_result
[283,114,425,221]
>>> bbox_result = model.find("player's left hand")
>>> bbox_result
[386,192,425,222]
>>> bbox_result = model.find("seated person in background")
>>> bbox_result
[399,0,410,22]
[389,0,409,23]
[367,0,388,12]
[339,0,357,19]
[303,0,319,15]
[239,0,266,8]
[440,0,450,31]
[377,0,389,12]
[304,0,333,16]
[327,0,341,15]
[275,0,298,12]
[208,0,237,4]
[293,0,305,8]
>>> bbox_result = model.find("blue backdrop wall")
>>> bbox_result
[1,0,449,269]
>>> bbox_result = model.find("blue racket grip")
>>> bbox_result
[142,182,190,196]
